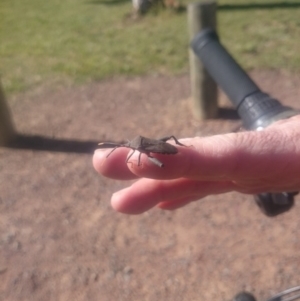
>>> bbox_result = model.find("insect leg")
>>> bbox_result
[106,147,119,158]
[126,150,159,167]
[126,151,146,167]
[159,136,186,146]
[137,152,142,166]
[125,150,135,164]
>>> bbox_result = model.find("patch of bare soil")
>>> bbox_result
[1,71,300,301]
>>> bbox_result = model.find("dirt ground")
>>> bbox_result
[1,71,300,301]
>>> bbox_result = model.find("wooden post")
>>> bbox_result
[0,81,16,146]
[188,1,218,120]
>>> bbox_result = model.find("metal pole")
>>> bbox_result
[188,1,218,120]
[0,81,16,146]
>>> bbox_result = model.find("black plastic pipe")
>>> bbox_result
[191,28,299,216]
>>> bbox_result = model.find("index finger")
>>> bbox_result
[128,127,300,181]
[93,148,138,180]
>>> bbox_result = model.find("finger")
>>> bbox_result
[157,193,215,210]
[111,178,236,214]
[157,196,195,210]
[93,149,138,180]
[127,127,300,182]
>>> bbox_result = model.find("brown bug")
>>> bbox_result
[98,135,186,167]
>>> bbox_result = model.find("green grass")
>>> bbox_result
[218,1,300,71]
[1,0,300,93]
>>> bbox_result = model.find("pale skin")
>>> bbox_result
[93,115,300,214]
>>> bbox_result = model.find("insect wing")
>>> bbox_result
[142,141,178,154]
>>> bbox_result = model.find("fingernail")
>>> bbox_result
[94,148,109,153]
[94,149,110,158]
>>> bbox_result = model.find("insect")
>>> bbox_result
[98,135,186,167]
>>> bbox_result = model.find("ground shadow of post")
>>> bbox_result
[7,134,100,154]
[217,107,240,120]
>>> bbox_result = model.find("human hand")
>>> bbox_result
[93,115,300,214]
